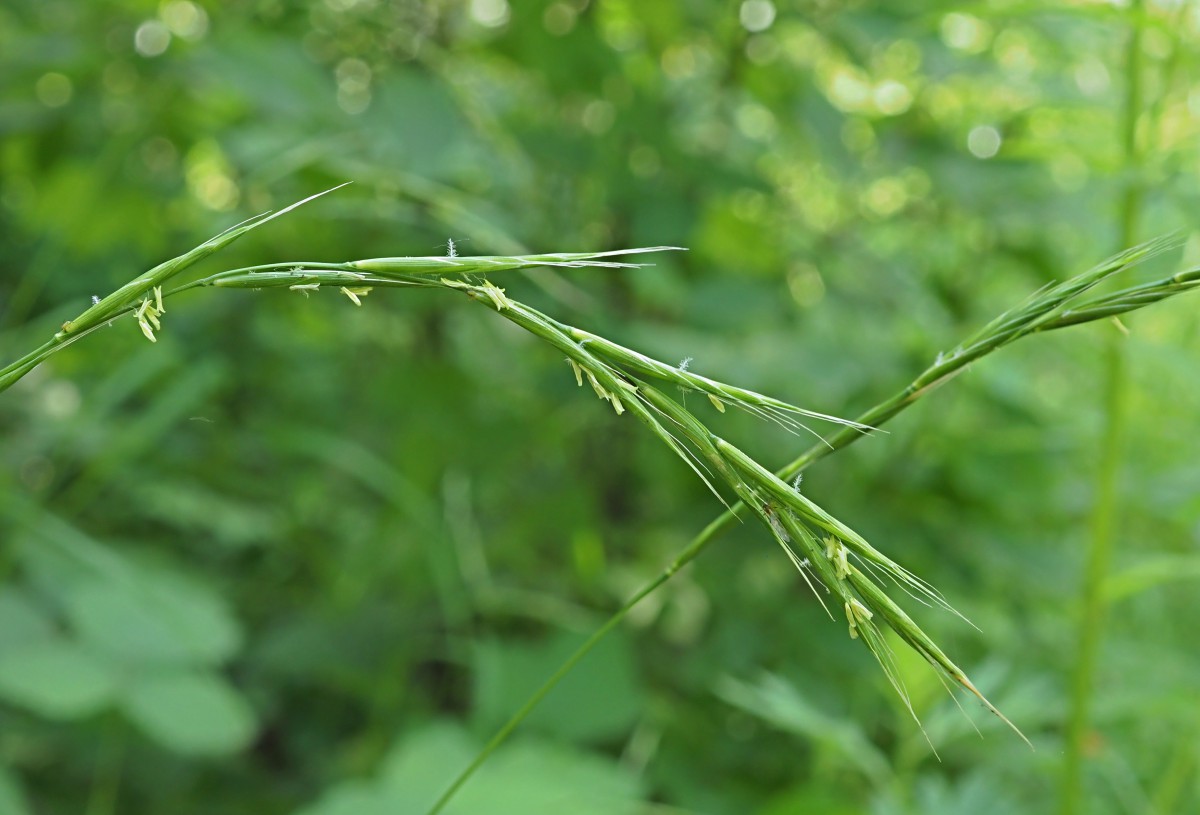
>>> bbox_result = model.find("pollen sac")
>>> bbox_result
[844,598,873,639]
[135,297,163,343]
[341,286,372,306]
[566,358,584,387]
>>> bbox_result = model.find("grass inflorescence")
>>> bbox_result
[3,190,1198,815]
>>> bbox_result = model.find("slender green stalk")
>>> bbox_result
[1061,5,1145,812]
[84,720,126,815]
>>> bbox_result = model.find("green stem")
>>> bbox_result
[1060,6,1144,813]
[84,718,126,815]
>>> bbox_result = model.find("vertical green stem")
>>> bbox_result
[1060,5,1144,812]
[84,719,126,815]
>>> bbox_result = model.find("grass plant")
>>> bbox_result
[2,192,1196,815]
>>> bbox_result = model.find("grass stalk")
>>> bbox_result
[1061,5,1145,812]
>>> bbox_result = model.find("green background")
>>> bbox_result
[2,0,1198,812]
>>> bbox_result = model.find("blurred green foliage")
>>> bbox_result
[2,0,1199,813]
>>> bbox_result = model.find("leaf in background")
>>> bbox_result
[129,479,280,550]
[472,629,642,743]
[0,589,54,653]
[444,739,641,815]
[375,722,478,812]
[63,569,241,667]
[0,639,117,719]
[297,722,643,815]
[716,673,892,788]
[760,783,864,815]
[0,766,32,815]
[911,770,1023,815]
[120,671,256,756]
[293,781,391,815]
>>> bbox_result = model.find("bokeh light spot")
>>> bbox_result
[873,80,912,116]
[161,1,208,40]
[940,13,990,53]
[470,0,510,28]
[543,2,577,36]
[967,125,1002,159]
[134,20,171,57]
[739,1,776,33]
[35,73,73,107]
[581,100,615,134]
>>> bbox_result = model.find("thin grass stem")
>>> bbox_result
[1061,5,1145,812]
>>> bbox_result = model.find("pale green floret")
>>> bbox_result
[290,283,321,298]
[340,286,372,306]
[584,370,625,415]
[135,296,164,342]
[845,598,873,639]
[826,537,851,580]
[479,280,513,311]
[566,358,584,387]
